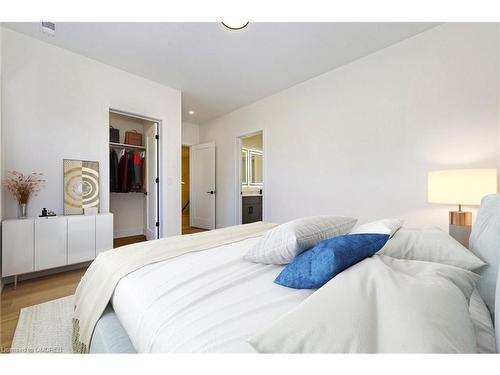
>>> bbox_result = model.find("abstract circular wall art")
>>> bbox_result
[63,159,100,215]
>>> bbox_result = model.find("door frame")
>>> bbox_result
[235,130,266,225]
[108,108,161,239]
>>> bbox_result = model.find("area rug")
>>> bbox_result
[10,295,74,353]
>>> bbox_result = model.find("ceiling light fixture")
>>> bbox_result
[221,21,249,31]
[188,110,195,115]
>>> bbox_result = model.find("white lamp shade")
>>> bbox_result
[428,168,498,205]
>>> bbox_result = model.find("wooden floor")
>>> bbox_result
[182,213,207,235]
[113,234,146,248]
[0,268,87,352]
[0,222,208,352]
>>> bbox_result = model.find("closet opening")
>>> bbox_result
[109,110,160,247]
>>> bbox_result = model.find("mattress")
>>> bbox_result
[101,236,496,353]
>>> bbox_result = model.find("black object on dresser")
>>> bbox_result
[242,195,262,224]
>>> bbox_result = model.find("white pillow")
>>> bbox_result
[350,218,403,237]
[379,227,486,271]
[244,216,357,265]
[248,255,478,353]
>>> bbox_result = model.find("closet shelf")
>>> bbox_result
[110,142,146,150]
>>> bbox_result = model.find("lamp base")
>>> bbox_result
[449,211,472,226]
[449,211,472,248]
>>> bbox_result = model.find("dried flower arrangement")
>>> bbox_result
[3,171,45,204]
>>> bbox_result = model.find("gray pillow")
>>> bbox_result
[244,216,357,265]
[379,227,485,271]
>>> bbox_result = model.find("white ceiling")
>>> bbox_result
[4,22,438,123]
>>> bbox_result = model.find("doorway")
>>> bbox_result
[188,142,216,231]
[237,131,264,225]
[109,110,160,247]
[181,144,212,234]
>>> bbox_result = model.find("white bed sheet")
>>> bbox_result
[112,236,496,353]
[112,237,313,353]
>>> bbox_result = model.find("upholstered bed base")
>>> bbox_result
[89,304,135,354]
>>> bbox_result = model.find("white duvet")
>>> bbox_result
[112,236,494,353]
[112,237,313,353]
[249,255,479,353]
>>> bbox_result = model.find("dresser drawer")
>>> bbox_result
[242,196,262,205]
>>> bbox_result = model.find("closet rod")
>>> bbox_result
[110,142,146,151]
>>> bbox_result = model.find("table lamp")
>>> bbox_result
[428,168,497,247]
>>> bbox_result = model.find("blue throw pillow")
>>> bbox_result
[274,233,390,289]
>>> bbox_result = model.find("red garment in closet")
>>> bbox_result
[130,151,143,192]
[141,154,146,193]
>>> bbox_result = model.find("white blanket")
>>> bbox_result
[73,222,277,352]
[112,237,314,352]
[470,289,497,353]
[249,255,480,353]
[111,237,489,353]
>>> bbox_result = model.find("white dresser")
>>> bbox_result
[2,213,113,284]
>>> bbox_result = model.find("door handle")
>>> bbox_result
[206,190,215,195]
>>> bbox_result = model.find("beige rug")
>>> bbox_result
[11,295,74,353]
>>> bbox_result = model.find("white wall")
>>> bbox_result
[182,121,200,146]
[110,193,146,238]
[1,28,182,237]
[200,23,500,230]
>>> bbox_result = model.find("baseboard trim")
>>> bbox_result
[113,228,146,239]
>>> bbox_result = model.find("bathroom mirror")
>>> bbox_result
[249,150,263,185]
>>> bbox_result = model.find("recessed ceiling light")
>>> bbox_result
[188,110,195,115]
[221,21,249,31]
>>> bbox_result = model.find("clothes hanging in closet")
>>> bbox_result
[113,148,145,193]
[118,150,130,193]
[141,153,146,193]
[109,149,119,192]
[129,150,143,192]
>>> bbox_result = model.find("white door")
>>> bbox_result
[190,142,216,230]
[145,123,159,240]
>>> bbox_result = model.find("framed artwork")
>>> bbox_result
[63,159,100,215]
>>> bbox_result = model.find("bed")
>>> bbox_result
[85,196,500,354]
